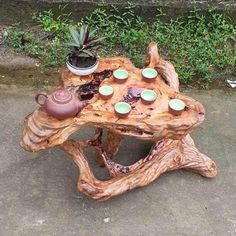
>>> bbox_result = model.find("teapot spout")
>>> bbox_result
[77,100,89,113]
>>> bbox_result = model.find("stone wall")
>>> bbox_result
[0,0,235,25]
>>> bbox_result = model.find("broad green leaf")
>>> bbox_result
[65,43,81,48]
[84,37,105,49]
[88,29,97,39]
[82,49,95,57]
[79,52,91,58]
[84,26,90,42]
[79,25,86,44]
[69,27,80,45]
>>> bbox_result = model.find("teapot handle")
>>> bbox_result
[35,92,48,106]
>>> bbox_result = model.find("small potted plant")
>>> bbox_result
[66,25,104,76]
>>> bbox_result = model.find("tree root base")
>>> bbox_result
[61,134,217,201]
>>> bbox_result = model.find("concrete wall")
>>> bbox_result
[0,0,235,25]
[5,0,235,8]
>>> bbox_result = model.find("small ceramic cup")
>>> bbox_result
[99,85,114,100]
[142,68,158,83]
[113,69,129,83]
[141,89,157,105]
[168,99,186,116]
[114,102,131,118]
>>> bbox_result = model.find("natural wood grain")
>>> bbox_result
[61,135,216,201]
[20,42,216,201]
[21,43,205,152]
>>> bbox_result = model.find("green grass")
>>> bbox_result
[6,3,236,86]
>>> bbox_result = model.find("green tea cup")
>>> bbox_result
[142,68,158,83]
[168,99,186,115]
[99,85,114,100]
[114,102,131,118]
[141,89,157,105]
[113,69,129,83]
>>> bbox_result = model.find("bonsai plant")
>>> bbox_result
[66,25,104,76]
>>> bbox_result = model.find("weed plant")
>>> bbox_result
[7,3,235,85]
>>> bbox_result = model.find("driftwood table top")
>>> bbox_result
[61,56,205,141]
[20,43,217,201]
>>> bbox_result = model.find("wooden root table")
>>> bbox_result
[20,43,217,201]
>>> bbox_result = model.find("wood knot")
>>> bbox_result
[184,106,189,111]
[174,155,183,164]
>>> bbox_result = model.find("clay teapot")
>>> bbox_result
[35,89,87,120]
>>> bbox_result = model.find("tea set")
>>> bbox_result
[35,68,186,120]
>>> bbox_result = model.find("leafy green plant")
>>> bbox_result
[32,5,71,39]
[7,25,33,51]
[40,38,69,67]
[66,25,105,58]
[6,4,236,87]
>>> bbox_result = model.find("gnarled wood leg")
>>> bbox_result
[88,128,104,166]
[104,130,122,158]
[61,134,216,201]
[93,129,122,167]
[175,135,217,178]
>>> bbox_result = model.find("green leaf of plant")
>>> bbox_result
[84,43,100,50]
[79,25,86,44]
[84,37,105,49]
[84,25,88,35]
[65,42,81,47]
[84,26,90,43]
[81,49,95,57]
[78,52,90,58]
[69,27,80,45]
[88,29,97,39]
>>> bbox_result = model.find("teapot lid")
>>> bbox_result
[52,90,72,104]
